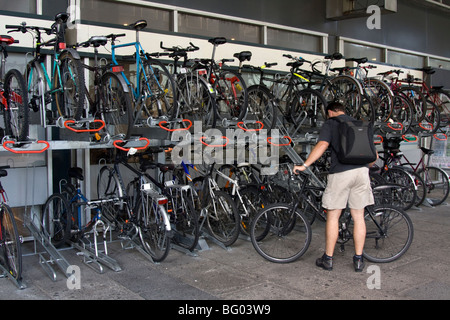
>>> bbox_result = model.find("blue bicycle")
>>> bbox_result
[110,20,177,128]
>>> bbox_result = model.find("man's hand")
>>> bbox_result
[293,165,307,174]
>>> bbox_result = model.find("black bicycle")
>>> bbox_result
[250,170,414,264]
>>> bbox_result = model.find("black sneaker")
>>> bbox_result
[316,253,333,271]
[353,255,365,272]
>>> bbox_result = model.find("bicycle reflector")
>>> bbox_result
[59,42,66,50]
[112,66,124,73]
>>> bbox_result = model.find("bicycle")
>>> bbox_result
[250,171,414,264]
[159,41,217,129]
[9,13,86,127]
[0,33,28,142]
[0,165,23,288]
[380,137,449,206]
[177,160,241,247]
[97,145,185,262]
[109,21,177,129]
[191,37,249,127]
[74,34,133,140]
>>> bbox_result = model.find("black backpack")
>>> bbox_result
[331,117,377,165]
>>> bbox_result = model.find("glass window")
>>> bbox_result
[388,51,425,68]
[1,0,36,14]
[80,0,171,32]
[178,13,261,43]
[344,42,383,62]
[42,0,69,18]
[267,28,321,52]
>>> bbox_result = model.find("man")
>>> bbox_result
[293,101,376,272]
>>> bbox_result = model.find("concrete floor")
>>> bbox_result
[1,202,449,302]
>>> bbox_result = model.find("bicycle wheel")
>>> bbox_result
[364,78,394,123]
[398,86,427,122]
[3,69,29,141]
[290,87,327,132]
[215,70,248,123]
[139,59,177,119]
[206,190,240,247]
[363,205,414,263]
[97,166,125,222]
[385,93,413,134]
[246,85,277,132]
[41,193,72,248]
[418,166,450,206]
[0,203,22,281]
[236,186,266,236]
[136,196,171,262]
[100,72,133,140]
[381,167,417,210]
[25,62,45,117]
[432,89,450,127]
[250,203,312,263]
[170,191,200,252]
[322,75,363,117]
[53,51,86,120]
[178,73,217,129]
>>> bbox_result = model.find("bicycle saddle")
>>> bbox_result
[130,20,147,31]
[420,147,434,155]
[88,36,108,47]
[0,170,7,178]
[68,167,84,181]
[324,52,343,60]
[234,51,252,62]
[208,37,227,46]
[346,57,368,64]
[158,163,175,173]
[55,12,69,23]
[0,35,15,46]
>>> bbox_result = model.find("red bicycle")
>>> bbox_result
[0,33,28,142]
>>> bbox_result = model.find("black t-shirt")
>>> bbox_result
[318,114,367,174]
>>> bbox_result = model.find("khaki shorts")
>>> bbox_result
[322,167,374,210]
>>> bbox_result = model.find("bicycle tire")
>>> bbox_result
[398,86,427,122]
[206,190,240,247]
[364,78,394,122]
[246,84,277,132]
[322,75,363,117]
[386,93,413,134]
[236,186,266,236]
[381,167,417,210]
[290,87,327,132]
[363,205,414,263]
[431,89,450,127]
[250,202,312,263]
[97,165,125,220]
[139,59,177,120]
[100,72,133,140]
[53,51,86,120]
[136,195,171,262]
[417,166,450,206]
[215,70,248,123]
[41,193,72,248]
[3,69,29,141]
[0,203,22,281]
[170,191,200,252]
[177,73,217,129]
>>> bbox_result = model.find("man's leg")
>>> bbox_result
[350,208,366,255]
[325,209,342,256]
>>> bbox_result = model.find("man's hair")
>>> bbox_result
[326,101,345,113]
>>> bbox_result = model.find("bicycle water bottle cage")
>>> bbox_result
[208,37,227,46]
[129,20,147,31]
[68,167,84,181]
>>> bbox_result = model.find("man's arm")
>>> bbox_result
[293,140,329,173]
